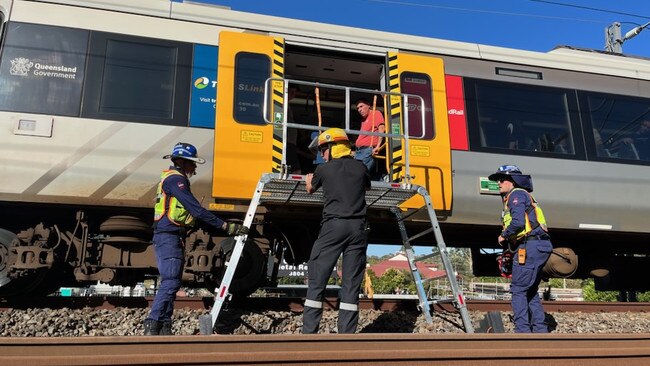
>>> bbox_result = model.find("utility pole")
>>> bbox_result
[604,22,622,53]
[605,21,650,54]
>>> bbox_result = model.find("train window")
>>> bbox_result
[400,72,434,140]
[582,92,650,163]
[0,22,88,116]
[465,79,581,158]
[82,32,191,125]
[233,52,271,125]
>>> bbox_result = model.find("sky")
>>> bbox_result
[195,0,650,57]
[189,0,650,256]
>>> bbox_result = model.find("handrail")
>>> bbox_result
[262,78,429,182]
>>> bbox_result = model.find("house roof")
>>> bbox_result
[368,253,449,280]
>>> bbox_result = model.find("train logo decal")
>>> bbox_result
[194,76,210,89]
[9,57,33,76]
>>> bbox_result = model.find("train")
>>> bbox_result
[1,0,649,297]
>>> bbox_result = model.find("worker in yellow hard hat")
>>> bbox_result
[303,128,371,334]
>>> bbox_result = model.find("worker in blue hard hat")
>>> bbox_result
[489,164,553,333]
[144,142,247,336]
[303,128,371,334]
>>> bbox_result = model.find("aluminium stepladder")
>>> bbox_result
[390,187,474,333]
[199,173,474,334]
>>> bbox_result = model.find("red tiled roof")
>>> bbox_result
[368,257,447,279]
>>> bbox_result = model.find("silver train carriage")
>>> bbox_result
[0,0,649,295]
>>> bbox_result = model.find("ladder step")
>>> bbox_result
[415,252,439,262]
[430,298,457,305]
[407,227,433,243]
[395,206,425,222]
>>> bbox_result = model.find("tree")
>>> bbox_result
[371,268,413,294]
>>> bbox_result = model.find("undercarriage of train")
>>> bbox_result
[0,210,306,298]
[3,207,650,297]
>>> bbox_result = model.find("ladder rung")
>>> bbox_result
[395,206,424,222]
[415,252,439,262]
[430,298,456,305]
[407,227,433,243]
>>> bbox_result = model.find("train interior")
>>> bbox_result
[283,45,387,174]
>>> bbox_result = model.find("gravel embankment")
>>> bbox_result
[2,308,650,336]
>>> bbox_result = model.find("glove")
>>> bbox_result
[224,222,248,236]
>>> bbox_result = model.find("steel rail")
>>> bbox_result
[1,333,650,365]
[2,296,650,313]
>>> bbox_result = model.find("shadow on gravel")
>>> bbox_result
[213,308,297,334]
[545,313,558,332]
[359,311,418,333]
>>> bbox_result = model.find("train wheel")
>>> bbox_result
[219,237,266,298]
[0,228,17,288]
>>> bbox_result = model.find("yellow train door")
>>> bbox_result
[212,32,285,201]
[387,52,452,212]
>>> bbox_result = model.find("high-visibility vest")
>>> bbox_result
[502,188,548,242]
[153,170,195,227]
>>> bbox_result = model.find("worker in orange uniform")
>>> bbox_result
[303,128,371,333]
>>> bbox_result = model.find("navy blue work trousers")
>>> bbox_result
[303,218,368,334]
[147,232,184,322]
[510,238,552,333]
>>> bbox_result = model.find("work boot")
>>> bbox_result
[143,319,162,335]
[160,321,173,335]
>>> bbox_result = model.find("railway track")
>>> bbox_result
[2,296,649,313]
[1,333,650,365]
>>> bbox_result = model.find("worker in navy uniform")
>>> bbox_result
[144,142,246,335]
[489,165,552,333]
[303,128,371,333]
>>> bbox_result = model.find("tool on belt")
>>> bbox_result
[497,251,513,278]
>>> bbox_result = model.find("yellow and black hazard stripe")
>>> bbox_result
[387,53,403,182]
[271,38,285,173]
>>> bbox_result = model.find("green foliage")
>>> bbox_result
[328,276,340,286]
[277,276,306,285]
[370,268,414,294]
[637,291,650,302]
[474,276,509,283]
[581,279,650,301]
[546,278,583,288]
[581,279,618,302]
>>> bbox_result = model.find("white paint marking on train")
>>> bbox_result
[578,224,613,230]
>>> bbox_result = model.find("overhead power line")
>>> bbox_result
[530,0,650,20]
[367,0,608,24]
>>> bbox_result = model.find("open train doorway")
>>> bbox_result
[283,44,387,174]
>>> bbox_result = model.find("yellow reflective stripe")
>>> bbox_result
[502,188,548,240]
[154,170,195,226]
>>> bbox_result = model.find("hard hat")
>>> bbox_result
[308,128,350,154]
[318,128,349,146]
[163,142,206,164]
[488,164,533,192]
